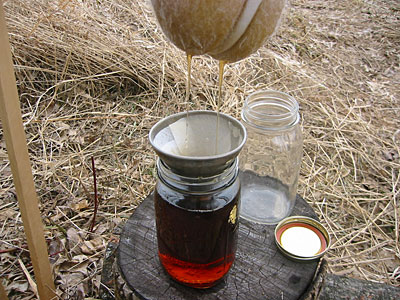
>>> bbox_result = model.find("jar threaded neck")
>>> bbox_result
[242,90,299,131]
[157,158,238,193]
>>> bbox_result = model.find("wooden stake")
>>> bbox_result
[0,279,9,300]
[0,2,56,299]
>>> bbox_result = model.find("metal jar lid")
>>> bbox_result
[275,216,330,262]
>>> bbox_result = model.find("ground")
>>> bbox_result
[0,0,399,299]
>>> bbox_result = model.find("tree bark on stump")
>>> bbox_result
[318,274,400,300]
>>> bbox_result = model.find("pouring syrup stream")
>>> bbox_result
[216,60,226,155]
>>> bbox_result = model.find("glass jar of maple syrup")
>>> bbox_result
[149,111,246,289]
[154,158,240,289]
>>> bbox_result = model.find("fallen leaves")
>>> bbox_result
[51,227,107,299]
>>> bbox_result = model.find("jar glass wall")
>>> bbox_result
[239,90,303,224]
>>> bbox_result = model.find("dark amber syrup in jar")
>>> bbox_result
[154,183,239,288]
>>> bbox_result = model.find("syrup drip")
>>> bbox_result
[215,60,226,155]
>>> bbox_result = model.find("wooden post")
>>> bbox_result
[0,2,56,299]
[0,279,9,300]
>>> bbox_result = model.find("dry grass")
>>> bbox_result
[0,0,399,298]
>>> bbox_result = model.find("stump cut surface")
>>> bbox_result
[118,186,320,300]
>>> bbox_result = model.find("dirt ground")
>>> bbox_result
[0,0,399,298]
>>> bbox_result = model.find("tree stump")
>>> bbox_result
[117,190,322,300]
[319,274,400,300]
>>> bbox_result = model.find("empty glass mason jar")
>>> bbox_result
[239,90,303,224]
